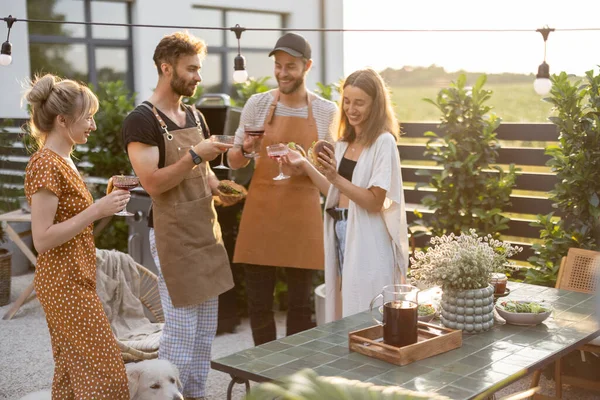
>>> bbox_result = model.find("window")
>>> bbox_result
[191,6,287,93]
[27,0,133,90]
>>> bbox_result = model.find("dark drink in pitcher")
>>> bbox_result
[383,300,418,347]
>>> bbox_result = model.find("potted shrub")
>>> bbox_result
[410,230,521,332]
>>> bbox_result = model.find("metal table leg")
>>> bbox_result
[226,375,250,400]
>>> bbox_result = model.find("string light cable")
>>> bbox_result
[3,15,599,87]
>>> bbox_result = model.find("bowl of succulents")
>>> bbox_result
[417,304,437,322]
[495,300,552,326]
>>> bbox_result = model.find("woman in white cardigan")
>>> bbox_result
[284,68,409,322]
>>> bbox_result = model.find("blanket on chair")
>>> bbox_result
[96,249,162,352]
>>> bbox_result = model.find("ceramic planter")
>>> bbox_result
[440,284,495,333]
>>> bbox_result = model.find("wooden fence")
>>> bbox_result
[400,122,558,263]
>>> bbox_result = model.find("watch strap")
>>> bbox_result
[189,148,202,165]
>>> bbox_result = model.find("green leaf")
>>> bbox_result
[590,192,600,207]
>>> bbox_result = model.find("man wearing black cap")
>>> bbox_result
[229,32,337,345]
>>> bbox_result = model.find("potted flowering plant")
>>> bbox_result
[410,230,522,332]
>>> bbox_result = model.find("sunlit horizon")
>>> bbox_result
[343,0,600,77]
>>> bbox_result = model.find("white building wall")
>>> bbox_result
[130,0,344,102]
[0,1,31,119]
[0,0,344,118]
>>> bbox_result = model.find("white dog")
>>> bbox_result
[19,359,183,400]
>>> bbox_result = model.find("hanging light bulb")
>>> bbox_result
[533,26,554,96]
[0,15,16,66]
[231,24,248,84]
[233,54,248,83]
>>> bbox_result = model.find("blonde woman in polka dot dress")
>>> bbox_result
[24,74,131,399]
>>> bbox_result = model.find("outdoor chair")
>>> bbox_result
[530,247,600,399]
[117,262,164,363]
[96,249,164,363]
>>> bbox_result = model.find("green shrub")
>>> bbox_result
[527,70,600,286]
[418,74,518,238]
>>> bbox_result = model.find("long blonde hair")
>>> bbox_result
[334,68,399,146]
[24,74,99,150]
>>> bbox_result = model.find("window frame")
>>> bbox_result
[27,0,134,90]
[192,5,288,93]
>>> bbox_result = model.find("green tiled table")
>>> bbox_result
[211,282,599,399]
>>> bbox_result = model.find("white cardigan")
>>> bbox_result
[324,132,409,322]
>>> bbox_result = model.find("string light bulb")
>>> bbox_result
[533,26,554,96]
[0,15,16,66]
[231,24,248,84]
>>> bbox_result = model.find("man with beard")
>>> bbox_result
[228,32,338,345]
[121,31,236,400]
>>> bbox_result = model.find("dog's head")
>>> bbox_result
[127,359,183,400]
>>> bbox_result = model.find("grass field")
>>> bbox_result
[390,82,555,123]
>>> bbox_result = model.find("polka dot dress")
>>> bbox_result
[25,148,129,399]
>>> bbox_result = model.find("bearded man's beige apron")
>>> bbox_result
[234,90,324,270]
[145,104,233,307]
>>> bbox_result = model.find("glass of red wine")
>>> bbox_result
[266,143,290,181]
[370,284,420,347]
[111,175,139,216]
[243,124,265,158]
[210,135,235,170]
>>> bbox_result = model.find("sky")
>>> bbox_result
[343,0,600,76]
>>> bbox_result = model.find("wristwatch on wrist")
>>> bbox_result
[189,148,202,165]
[240,144,249,157]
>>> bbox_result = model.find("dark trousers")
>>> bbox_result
[244,264,315,345]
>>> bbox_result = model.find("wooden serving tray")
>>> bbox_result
[348,322,462,366]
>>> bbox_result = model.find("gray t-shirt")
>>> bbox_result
[233,90,338,147]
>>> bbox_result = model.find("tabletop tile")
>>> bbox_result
[284,357,321,370]
[377,365,435,385]
[441,362,483,376]
[413,348,472,368]
[236,360,274,374]
[452,376,496,392]
[302,352,339,365]
[435,384,477,398]
[261,366,299,380]
[258,352,298,366]
[485,340,526,353]
[466,368,509,383]
[298,340,336,352]
[236,347,273,360]
[470,348,512,363]
[258,341,293,352]
[326,357,366,371]
[345,352,396,370]
[366,377,393,386]
[348,363,391,379]
[216,354,251,367]
[498,353,537,368]
[313,365,344,377]
[300,329,332,339]
[279,346,318,359]
[278,334,314,346]
[487,360,526,376]
[321,333,349,345]
[457,354,494,369]
[322,345,351,357]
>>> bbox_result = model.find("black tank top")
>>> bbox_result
[338,157,357,182]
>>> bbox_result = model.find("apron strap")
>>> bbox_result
[184,104,209,139]
[266,90,316,127]
[141,103,173,141]
[266,90,279,125]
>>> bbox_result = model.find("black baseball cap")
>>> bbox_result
[268,33,312,59]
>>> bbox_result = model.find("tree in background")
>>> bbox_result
[417,74,518,238]
[527,70,600,286]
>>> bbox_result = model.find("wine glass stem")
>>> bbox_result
[278,161,284,176]
[220,153,226,166]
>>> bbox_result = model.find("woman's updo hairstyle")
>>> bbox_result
[24,74,99,149]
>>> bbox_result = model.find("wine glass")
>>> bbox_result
[243,124,265,158]
[210,135,235,170]
[111,175,139,216]
[266,143,290,181]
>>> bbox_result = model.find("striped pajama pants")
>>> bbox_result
[150,229,218,398]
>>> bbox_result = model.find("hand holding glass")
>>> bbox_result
[243,124,265,158]
[266,144,290,181]
[210,135,235,170]
[111,175,139,216]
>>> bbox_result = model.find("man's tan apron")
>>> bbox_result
[145,103,233,307]
[234,90,324,270]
